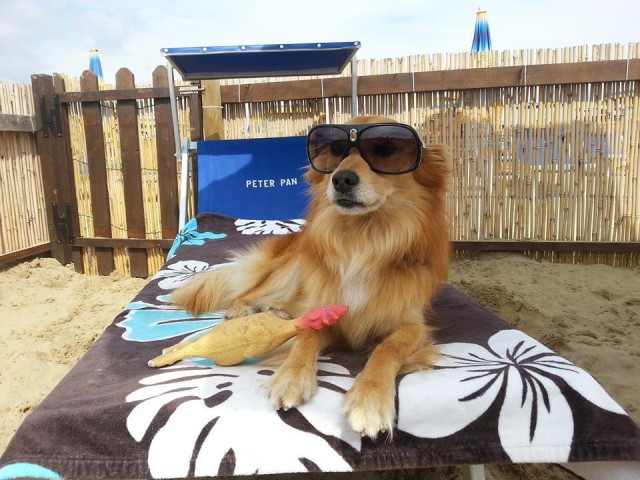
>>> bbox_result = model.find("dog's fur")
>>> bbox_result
[172,115,451,438]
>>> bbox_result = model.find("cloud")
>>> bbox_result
[1,0,638,85]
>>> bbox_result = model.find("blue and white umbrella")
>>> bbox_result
[89,48,104,82]
[471,10,492,52]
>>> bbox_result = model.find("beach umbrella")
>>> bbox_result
[89,48,104,82]
[471,9,492,53]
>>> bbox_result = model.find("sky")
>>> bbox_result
[1,0,639,85]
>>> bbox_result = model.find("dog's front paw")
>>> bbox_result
[224,304,256,320]
[267,364,317,410]
[262,305,292,319]
[344,376,395,439]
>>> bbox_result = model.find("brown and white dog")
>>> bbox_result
[171,115,451,439]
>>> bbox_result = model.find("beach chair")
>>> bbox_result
[1,43,638,480]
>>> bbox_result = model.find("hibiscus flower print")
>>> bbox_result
[397,329,627,462]
[234,219,305,235]
[126,358,359,478]
[153,260,234,290]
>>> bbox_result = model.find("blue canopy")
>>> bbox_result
[471,10,492,52]
[161,41,360,80]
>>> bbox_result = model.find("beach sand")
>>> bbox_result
[0,254,638,479]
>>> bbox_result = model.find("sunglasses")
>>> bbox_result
[306,123,424,175]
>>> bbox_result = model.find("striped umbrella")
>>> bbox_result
[89,48,104,82]
[471,10,492,52]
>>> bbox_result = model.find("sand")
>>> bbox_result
[0,254,638,480]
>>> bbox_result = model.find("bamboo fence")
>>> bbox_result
[221,44,640,267]
[1,43,639,273]
[0,81,48,256]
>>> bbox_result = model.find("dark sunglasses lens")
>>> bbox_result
[360,126,419,173]
[307,127,349,172]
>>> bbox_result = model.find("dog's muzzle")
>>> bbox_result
[331,170,363,208]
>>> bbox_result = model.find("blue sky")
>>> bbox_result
[1,0,638,84]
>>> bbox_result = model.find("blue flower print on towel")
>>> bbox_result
[0,463,62,480]
[117,296,224,343]
[167,217,227,260]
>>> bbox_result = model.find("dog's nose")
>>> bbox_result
[332,170,360,193]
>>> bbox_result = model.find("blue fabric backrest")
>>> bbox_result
[196,137,309,220]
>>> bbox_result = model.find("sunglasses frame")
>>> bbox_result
[306,123,424,175]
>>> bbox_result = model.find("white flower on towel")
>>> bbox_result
[235,219,305,235]
[126,358,358,478]
[397,329,626,462]
[153,260,234,290]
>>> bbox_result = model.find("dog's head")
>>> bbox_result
[305,116,450,217]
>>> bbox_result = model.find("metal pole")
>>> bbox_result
[350,55,358,117]
[166,62,182,162]
[167,63,187,228]
[178,138,190,229]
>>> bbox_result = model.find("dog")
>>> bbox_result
[171,115,451,439]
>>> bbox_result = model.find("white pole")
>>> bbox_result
[178,138,190,229]
[166,63,183,160]
[167,63,188,229]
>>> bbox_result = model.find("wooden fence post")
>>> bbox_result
[189,82,204,215]
[80,70,114,275]
[116,68,148,278]
[189,81,204,142]
[202,80,224,140]
[152,66,179,241]
[53,73,84,273]
[31,74,77,268]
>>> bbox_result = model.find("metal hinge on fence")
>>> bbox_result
[52,203,75,244]
[39,94,63,138]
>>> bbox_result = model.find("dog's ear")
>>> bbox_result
[413,144,452,192]
[304,165,324,184]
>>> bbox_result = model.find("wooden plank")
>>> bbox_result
[30,74,65,264]
[358,73,415,96]
[526,59,640,85]
[68,238,639,253]
[201,80,224,140]
[452,240,640,253]
[116,68,148,278]
[72,237,174,249]
[80,70,114,275]
[0,113,35,132]
[190,83,204,215]
[321,77,354,98]
[218,59,640,104]
[53,74,84,274]
[189,82,204,142]
[413,66,524,92]
[56,87,171,103]
[0,243,51,267]
[153,65,179,240]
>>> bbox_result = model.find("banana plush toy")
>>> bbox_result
[149,305,349,367]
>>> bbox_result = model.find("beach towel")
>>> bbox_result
[1,213,638,479]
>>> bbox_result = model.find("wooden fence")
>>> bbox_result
[26,67,200,277]
[2,44,639,274]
